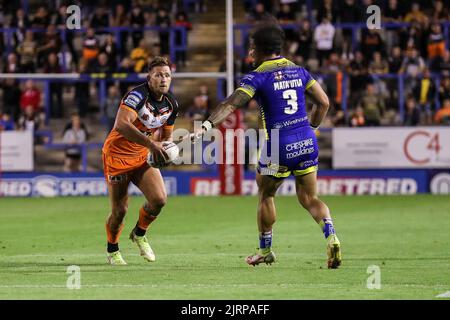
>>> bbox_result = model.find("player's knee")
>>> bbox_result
[258,186,277,199]
[152,194,167,211]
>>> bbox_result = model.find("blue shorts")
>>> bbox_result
[257,127,318,178]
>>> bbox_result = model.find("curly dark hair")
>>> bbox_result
[251,22,285,56]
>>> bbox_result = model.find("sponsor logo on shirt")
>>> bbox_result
[124,94,142,108]
[273,71,284,81]
[272,116,308,129]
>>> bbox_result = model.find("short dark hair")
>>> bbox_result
[251,23,285,55]
[148,56,171,72]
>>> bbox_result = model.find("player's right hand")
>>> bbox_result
[190,124,208,144]
[179,131,202,144]
[148,141,168,167]
[189,132,202,144]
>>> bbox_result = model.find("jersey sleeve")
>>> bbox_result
[302,68,316,90]
[120,89,145,114]
[236,72,262,98]
[165,109,178,127]
[164,93,179,127]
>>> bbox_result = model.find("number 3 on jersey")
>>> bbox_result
[283,89,298,114]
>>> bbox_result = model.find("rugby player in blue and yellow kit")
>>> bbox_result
[192,24,341,269]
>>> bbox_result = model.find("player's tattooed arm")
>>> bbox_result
[206,90,252,127]
[188,90,251,143]
[305,82,330,129]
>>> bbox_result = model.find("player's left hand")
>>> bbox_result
[148,141,168,167]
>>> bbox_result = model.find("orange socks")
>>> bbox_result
[137,206,157,231]
[105,207,157,248]
[105,222,124,244]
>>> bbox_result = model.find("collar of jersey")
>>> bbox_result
[255,56,292,72]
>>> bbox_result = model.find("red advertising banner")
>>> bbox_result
[218,110,244,195]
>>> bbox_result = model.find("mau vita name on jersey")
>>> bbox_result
[273,78,303,91]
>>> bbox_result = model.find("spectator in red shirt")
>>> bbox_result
[350,106,366,127]
[20,80,42,113]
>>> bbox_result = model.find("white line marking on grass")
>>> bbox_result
[0,283,322,289]
[2,253,242,259]
[5,253,450,259]
[436,291,450,298]
[3,253,297,258]
[0,284,448,289]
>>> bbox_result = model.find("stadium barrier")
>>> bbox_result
[181,0,205,12]
[1,169,449,197]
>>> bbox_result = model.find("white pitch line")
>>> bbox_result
[0,252,324,259]
[436,291,450,298]
[5,253,450,259]
[1,253,245,258]
[0,283,325,289]
[0,284,448,289]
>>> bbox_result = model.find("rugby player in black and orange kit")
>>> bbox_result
[102,57,179,265]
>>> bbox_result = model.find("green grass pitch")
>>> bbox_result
[0,195,449,300]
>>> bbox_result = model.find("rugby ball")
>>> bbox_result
[147,141,179,167]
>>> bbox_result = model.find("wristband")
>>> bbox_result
[202,120,213,132]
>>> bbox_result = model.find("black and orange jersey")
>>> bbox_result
[103,82,179,158]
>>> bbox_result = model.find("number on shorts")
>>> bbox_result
[283,89,298,115]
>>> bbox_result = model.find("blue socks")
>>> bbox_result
[319,218,336,239]
[257,219,336,254]
[259,230,272,254]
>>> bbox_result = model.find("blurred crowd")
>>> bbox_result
[0,0,197,172]
[238,0,450,126]
[0,0,195,137]
[0,0,193,72]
